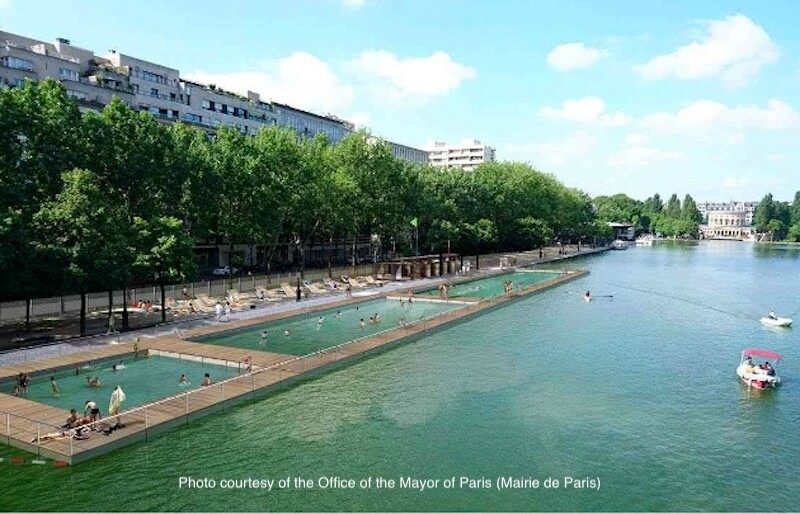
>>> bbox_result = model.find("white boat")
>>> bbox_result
[736,349,781,390]
[760,316,793,327]
[611,239,628,250]
[635,235,654,246]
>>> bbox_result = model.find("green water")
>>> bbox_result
[192,298,464,356]
[418,271,561,299]
[17,355,237,414]
[2,241,800,511]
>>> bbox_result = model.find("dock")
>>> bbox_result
[0,269,589,464]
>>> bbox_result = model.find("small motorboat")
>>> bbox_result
[760,315,792,327]
[736,349,781,390]
[611,239,628,250]
[635,235,654,246]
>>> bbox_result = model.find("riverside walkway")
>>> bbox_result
[0,248,604,464]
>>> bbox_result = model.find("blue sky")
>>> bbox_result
[1,0,799,201]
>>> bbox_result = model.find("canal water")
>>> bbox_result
[1,241,799,511]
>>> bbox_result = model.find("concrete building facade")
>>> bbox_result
[700,210,757,240]
[697,201,758,225]
[427,139,496,171]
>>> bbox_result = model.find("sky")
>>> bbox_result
[1,0,799,201]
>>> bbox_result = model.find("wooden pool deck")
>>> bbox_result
[0,269,588,464]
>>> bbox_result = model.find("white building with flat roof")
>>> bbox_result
[427,139,496,171]
[697,201,758,225]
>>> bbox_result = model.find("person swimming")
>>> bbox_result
[317,316,324,325]
[360,318,366,329]
[51,376,59,397]
[202,373,212,387]
[178,373,189,386]
[87,376,101,388]
[583,290,592,302]
[374,313,381,322]
[283,329,290,337]
[368,316,375,324]
[259,331,269,344]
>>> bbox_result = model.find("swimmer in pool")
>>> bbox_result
[259,331,268,344]
[178,373,189,386]
[51,376,59,397]
[87,376,101,388]
[283,329,290,337]
[202,373,212,387]
[374,313,381,323]
[360,318,366,329]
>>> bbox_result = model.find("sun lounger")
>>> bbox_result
[322,277,341,289]
[342,275,367,288]
[363,276,386,286]
[281,283,297,297]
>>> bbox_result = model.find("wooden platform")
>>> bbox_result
[0,269,588,464]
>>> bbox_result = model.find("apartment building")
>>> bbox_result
[0,30,343,143]
[427,139,496,171]
[274,102,354,144]
[367,137,428,165]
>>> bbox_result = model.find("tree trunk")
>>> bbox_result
[25,299,31,332]
[79,288,86,336]
[327,235,333,278]
[122,285,129,331]
[160,273,166,324]
[107,290,113,331]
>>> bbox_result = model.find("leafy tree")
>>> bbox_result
[665,194,681,218]
[681,194,701,223]
[33,169,130,334]
[791,191,800,226]
[515,217,553,250]
[133,217,197,323]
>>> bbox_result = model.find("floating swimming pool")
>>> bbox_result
[16,354,238,413]
[192,298,465,356]
[418,271,561,299]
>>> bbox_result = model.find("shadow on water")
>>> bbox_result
[753,244,800,259]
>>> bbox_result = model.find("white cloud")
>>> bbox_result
[507,131,597,166]
[186,52,354,114]
[342,0,366,8]
[625,133,649,146]
[539,97,630,127]
[0,0,11,9]
[348,50,476,104]
[641,99,800,134]
[546,43,608,71]
[635,15,778,87]
[345,112,370,128]
[608,145,684,167]
[722,176,751,189]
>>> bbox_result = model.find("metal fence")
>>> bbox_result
[0,264,375,325]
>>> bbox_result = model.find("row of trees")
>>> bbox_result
[592,192,701,237]
[754,192,800,241]
[0,79,603,332]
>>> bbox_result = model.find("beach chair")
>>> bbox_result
[342,275,367,288]
[281,283,297,297]
[322,277,341,290]
[364,276,386,286]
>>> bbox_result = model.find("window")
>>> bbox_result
[202,100,211,110]
[0,56,34,71]
[13,78,25,87]
[150,88,159,97]
[66,89,87,100]
[59,68,79,81]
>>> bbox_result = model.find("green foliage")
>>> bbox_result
[665,194,681,218]
[0,79,605,301]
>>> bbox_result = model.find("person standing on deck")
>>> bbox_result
[224,301,231,322]
[85,400,101,421]
[215,302,223,321]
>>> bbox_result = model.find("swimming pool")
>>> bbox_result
[191,298,465,356]
[418,271,561,299]
[16,354,238,413]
